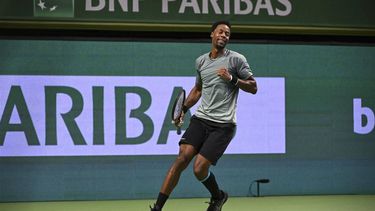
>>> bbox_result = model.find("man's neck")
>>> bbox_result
[210,48,225,59]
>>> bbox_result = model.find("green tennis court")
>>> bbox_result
[1,195,374,211]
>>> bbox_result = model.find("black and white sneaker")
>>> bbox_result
[206,190,228,211]
[150,204,161,211]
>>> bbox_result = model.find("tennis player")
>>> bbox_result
[150,20,257,211]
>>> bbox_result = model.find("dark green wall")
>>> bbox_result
[0,39,374,201]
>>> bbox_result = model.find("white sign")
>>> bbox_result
[0,76,285,156]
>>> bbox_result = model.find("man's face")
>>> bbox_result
[211,24,231,49]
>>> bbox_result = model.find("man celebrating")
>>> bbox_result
[151,20,257,211]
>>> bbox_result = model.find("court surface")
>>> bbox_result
[1,195,374,211]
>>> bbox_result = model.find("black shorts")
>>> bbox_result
[179,115,236,165]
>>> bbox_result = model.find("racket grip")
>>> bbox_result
[177,127,181,135]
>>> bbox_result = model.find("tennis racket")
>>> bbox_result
[171,89,186,135]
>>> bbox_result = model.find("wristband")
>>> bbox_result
[230,74,239,86]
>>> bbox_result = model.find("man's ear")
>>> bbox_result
[210,32,213,38]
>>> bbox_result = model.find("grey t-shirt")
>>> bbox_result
[194,49,253,124]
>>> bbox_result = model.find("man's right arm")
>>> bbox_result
[176,83,202,126]
[184,83,202,110]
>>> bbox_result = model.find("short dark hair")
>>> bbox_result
[211,20,231,32]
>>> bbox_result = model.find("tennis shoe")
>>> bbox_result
[150,204,161,211]
[206,190,228,211]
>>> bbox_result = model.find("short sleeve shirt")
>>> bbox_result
[194,49,253,124]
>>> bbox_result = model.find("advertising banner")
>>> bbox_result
[0,75,285,156]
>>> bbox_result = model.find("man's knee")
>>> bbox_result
[173,154,192,170]
[193,156,211,180]
[172,144,196,170]
[193,165,206,179]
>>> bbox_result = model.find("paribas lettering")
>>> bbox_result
[85,0,292,16]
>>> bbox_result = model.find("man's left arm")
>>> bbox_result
[236,75,257,94]
[232,54,257,94]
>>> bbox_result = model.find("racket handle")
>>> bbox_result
[177,127,181,135]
